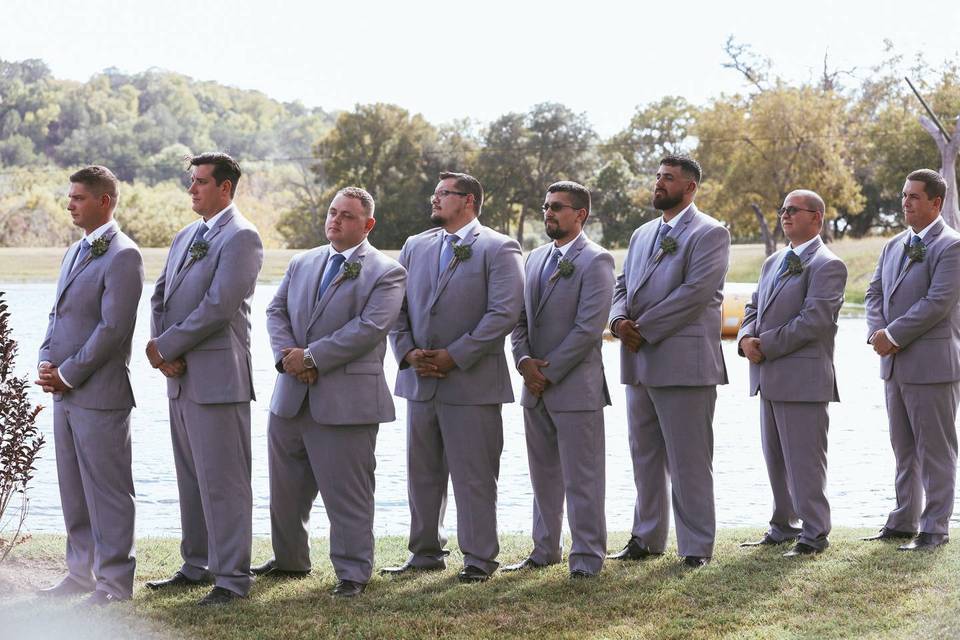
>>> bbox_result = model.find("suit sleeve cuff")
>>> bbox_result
[516,355,531,371]
[58,368,74,389]
[884,328,900,347]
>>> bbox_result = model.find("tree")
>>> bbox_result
[608,96,695,176]
[588,153,655,248]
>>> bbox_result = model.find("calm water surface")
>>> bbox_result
[3,283,957,539]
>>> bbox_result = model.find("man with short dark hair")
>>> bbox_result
[254,187,406,598]
[608,154,730,568]
[145,152,263,605]
[36,166,143,605]
[864,168,960,551]
[383,171,523,583]
[737,189,847,557]
[505,181,614,578]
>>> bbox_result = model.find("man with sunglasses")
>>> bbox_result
[384,171,523,582]
[505,181,614,579]
[737,190,846,557]
[863,169,960,551]
[608,154,729,568]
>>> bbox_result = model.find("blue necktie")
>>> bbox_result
[318,253,346,301]
[901,235,922,272]
[540,247,563,294]
[775,249,798,279]
[650,223,671,260]
[438,234,457,279]
[70,238,91,273]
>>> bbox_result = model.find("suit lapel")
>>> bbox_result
[891,222,940,296]
[166,208,236,301]
[58,229,118,301]
[165,220,206,302]
[760,239,821,322]
[430,228,480,309]
[635,207,694,292]
[54,241,80,303]
[309,241,368,327]
[627,224,659,302]
[536,235,586,319]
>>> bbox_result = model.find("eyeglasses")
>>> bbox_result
[433,189,469,199]
[541,202,581,213]
[778,206,820,217]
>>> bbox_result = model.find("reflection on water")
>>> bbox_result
[3,282,957,539]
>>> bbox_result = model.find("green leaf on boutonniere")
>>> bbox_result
[90,235,111,258]
[189,239,209,261]
[550,258,575,282]
[452,243,472,264]
[654,236,678,262]
[785,252,804,276]
[905,240,926,264]
[342,261,362,279]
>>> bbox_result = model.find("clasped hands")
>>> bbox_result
[869,330,900,357]
[279,347,318,384]
[404,348,455,378]
[739,337,766,364]
[614,319,646,353]
[145,339,186,378]
[34,361,68,394]
[519,358,550,397]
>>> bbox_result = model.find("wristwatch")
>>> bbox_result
[302,350,316,369]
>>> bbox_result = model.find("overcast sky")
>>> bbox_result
[3,0,958,136]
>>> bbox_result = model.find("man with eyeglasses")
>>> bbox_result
[607,154,729,568]
[503,181,614,579]
[384,171,523,582]
[737,190,846,557]
[863,169,960,551]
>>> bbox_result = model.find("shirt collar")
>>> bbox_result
[913,215,943,240]
[330,241,362,262]
[660,203,693,229]
[203,204,232,230]
[552,231,584,257]
[789,235,820,256]
[83,219,118,242]
[446,217,481,242]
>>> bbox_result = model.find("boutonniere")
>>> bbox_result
[341,261,362,280]
[785,252,804,276]
[654,236,678,262]
[189,239,209,261]
[90,235,111,258]
[452,243,472,264]
[905,240,926,264]
[550,258,575,282]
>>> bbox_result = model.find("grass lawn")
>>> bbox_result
[1,530,957,639]
[1,238,886,307]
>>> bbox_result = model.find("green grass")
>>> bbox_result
[0,240,885,306]
[1,530,958,639]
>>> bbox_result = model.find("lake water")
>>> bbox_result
[3,282,957,539]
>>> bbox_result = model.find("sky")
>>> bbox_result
[2,0,959,136]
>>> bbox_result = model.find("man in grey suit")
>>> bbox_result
[145,153,263,605]
[737,190,847,557]
[383,171,524,582]
[254,187,406,597]
[864,169,960,551]
[35,166,143,605]
[505,181,614,579]
[608,154,729,568]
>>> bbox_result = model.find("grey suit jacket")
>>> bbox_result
[737,238,846,402]
[266,239,406,425]
[610,205,730,387]
[865,219,960,383]
[39,228,144,410]
[150,206,263,404]
[390,223,524,405]
[511,234,614,411]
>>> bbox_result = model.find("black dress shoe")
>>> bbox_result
[740,533,796,547]
[569,569,595,580]
[501,557,549,572]
[332,579,366,598]
[251,559,310,579]
[37,577,94,598]
[682,556,710,568]
[379,561,445,576]
[197,586,243,606]
[783,542,821,557]
[145,571,211,590]
[898,532,949,551]
[607,537,660,560]
[861,527,917,541]
[457,565,491,583]
[82,590,124,606]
